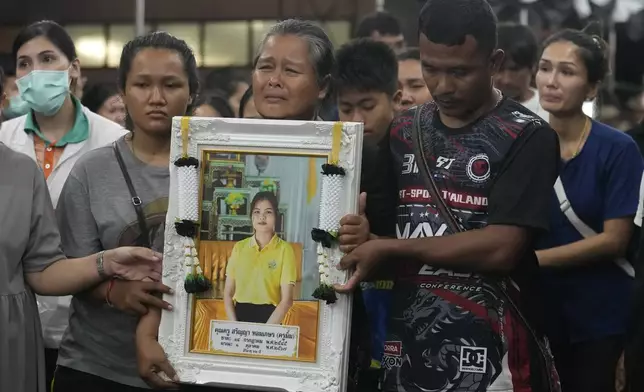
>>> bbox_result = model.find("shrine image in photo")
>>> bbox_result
[191,149,326,362]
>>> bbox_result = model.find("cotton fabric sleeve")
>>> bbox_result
[56,171,102,258]
[23,164,66,272]
[280,243,297,286]
[225,243,241,279]
[487,124,560,232]
[603,140,644,221]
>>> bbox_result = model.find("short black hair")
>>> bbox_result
[13,20,77,62]
[82,83,120,114]
[204,67,248,99]
[419,0,498,55]
[355,11,402,38]
[118,31,200,114]
[397,47,420,62]
[336,38,398,97]
[542,26,609,85]
[194,90,236,118]
[497,23,539,69]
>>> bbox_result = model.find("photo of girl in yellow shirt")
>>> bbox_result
[223,191,297,324]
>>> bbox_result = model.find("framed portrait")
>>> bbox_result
[160,117,364,392]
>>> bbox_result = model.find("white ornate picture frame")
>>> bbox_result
[160,117,364,392]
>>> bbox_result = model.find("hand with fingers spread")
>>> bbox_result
[108,280,174,316]
[137,335,180,390]
[334,239,389,293]
[339,192,370,254]
[104,247,163,281]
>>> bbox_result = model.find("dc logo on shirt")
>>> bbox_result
[268,260,277,270]
[466,154,491,183]
[459,346,487,374]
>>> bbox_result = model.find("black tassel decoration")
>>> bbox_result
[311,228,337,248]
[174,157,200,168]
[312,283,338,304]
[321,163,345,176]
[175,220,199,238]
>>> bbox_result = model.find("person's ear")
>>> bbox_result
[318,75,331,100]
[586,83,599,102]
[392,88,402,108]
[490,49,505,74]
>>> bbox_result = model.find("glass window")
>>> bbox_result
[323,21,351,49]
[107,24,151,68]
[204,22,249,67]
[250,20,277,54]
[66,25,106,67]
[157,23,203,66]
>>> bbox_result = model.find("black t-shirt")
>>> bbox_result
[382,99,559,392]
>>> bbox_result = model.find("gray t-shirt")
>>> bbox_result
[55,136,169,388]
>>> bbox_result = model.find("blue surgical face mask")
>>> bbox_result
[3,95,30,119]
[16,69,71,116]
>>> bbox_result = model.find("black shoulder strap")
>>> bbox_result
[113,142,150,248]
[410,106,462,233]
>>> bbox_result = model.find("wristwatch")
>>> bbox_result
[96,250,109,279]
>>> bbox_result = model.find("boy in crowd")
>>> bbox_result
[336,38,400,391]
[355,11,406,52]
[494,23,549,119]
[397,47,432,112]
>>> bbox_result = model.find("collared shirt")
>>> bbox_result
[24,96,89,178]
[226,234,297,306]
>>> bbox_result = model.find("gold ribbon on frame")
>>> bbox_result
[308,122,343,204]
[329,121,343,165]
[180,116,191,157]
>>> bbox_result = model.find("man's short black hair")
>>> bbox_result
[336,38,399,97]
[355,11,402,38]
[497,23,539,69]
[419,0,498,55]
[397,47,421,62]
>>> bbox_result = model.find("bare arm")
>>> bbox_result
[537,218,633,267]
[25,248,161,296]
[223,276,237,321]
[138,306,162,339]
[381,225,530,272]
[266,284,294,324]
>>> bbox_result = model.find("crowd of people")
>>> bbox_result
[1,0,644,391]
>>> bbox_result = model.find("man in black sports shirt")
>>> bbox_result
[337,0,560,391]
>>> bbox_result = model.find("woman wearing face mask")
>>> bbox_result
[51,31,202,392]
[535,28,644,392]
[0,20,127,387]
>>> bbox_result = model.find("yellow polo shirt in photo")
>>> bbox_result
[226,235,297,306]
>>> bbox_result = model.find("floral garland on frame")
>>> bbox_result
[311,122,346,304]
[174,117,211,294]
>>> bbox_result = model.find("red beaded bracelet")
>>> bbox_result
[106,279,116,307]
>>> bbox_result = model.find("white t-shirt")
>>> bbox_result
[521,89,550,121]
[520,89,596,121]
[635,173,644,227]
